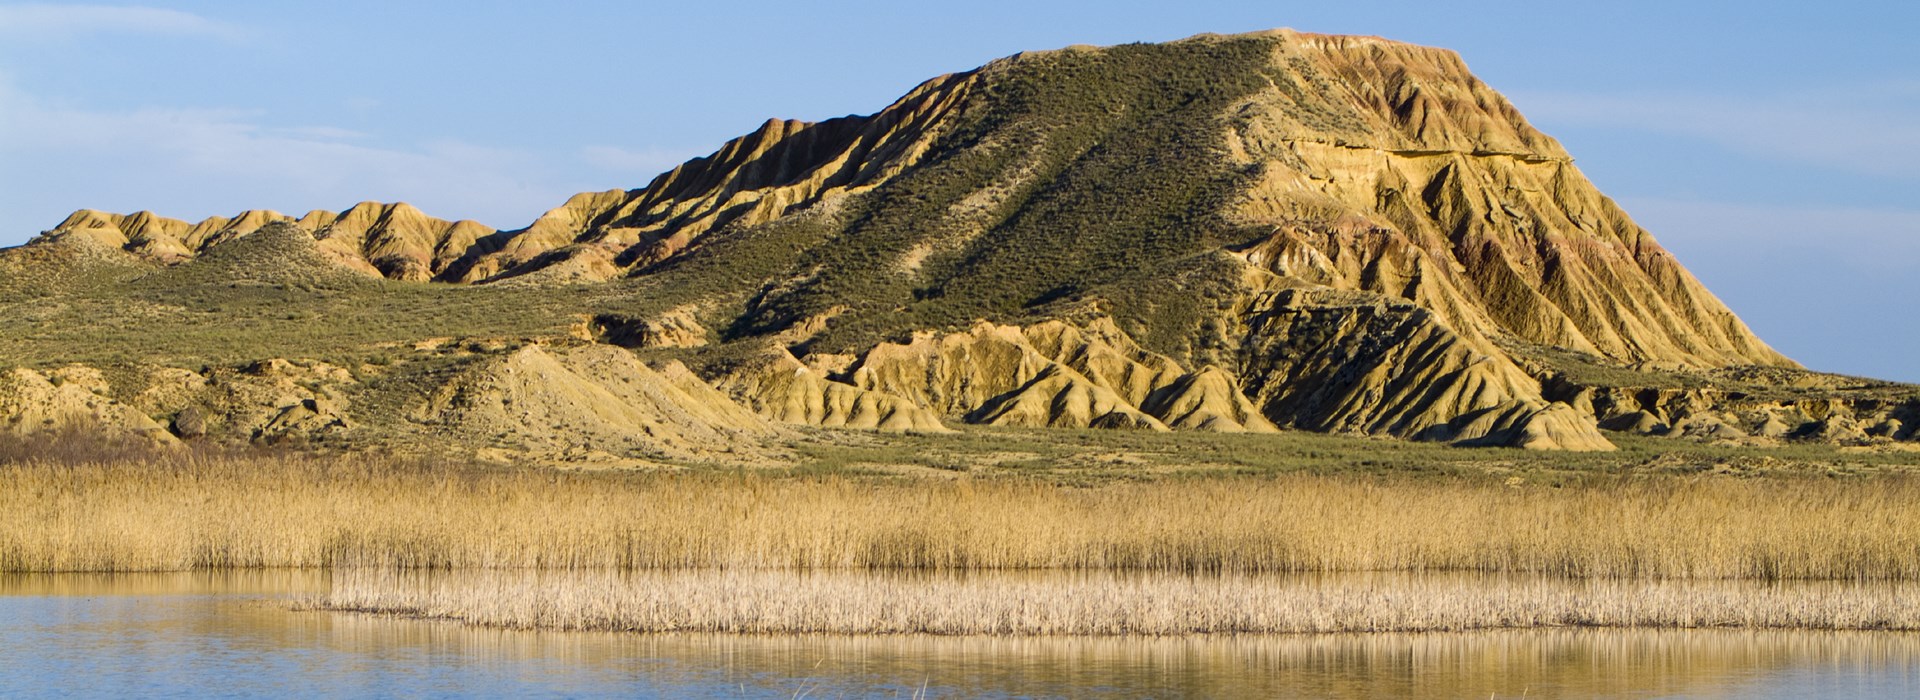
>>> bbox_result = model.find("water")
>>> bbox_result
[1,572,1916,698]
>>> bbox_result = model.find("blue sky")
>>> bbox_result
[1,2,1915,382]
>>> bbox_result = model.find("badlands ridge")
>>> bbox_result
[4,30,1913,464]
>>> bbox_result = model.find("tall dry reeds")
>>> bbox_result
[315,568,1920,635]
[3,438,1918,579]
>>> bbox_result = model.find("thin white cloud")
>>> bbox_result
[0,79,570,234]
[0,73,719,243]
[0,4,248,41]
[1621,196,1920,271]
[268,125,369,142]
[1618,196,1920,382]
[579,145,695,175]
[1513,87,1920,179]
[342,96,382,116]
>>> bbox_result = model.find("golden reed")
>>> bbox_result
[4,443,1918,580]
[315,569,1920,635]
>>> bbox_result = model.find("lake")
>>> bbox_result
[2,572,1916,698]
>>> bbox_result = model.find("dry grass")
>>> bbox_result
[4,440,1920,580]
[313,569,1920,635]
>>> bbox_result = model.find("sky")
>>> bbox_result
[0,1,1915,382]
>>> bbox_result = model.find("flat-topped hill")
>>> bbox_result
[4,30,1911,462]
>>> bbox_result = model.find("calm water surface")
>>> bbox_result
[1,572,1916,698]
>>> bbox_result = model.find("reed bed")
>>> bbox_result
[3,445,1919,580]
[315,569,1920,635]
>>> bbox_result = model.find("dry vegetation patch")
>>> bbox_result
[315,569,1920,635]
[3,435,1918,580]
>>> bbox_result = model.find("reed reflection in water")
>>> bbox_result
[297,610,1920,699]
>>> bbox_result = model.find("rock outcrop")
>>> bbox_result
[714,349,950,432]
[0,366,176,444]
[1140,367,1280,433]
[583,306,711,349]
[838,321,1201,431]
[1574,373,1920,447]
[1227,287,1608,449]
[723,311,1600,447]
[409,344,783,464]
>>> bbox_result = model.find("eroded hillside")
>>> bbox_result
[5,29,1913,464]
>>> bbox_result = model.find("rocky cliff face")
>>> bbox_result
[1220,38,1785,369]
[10,29,1904,460]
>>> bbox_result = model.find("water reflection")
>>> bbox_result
[0,570,329,597]
[0,573,1915,698]
[295,614,1920,699]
